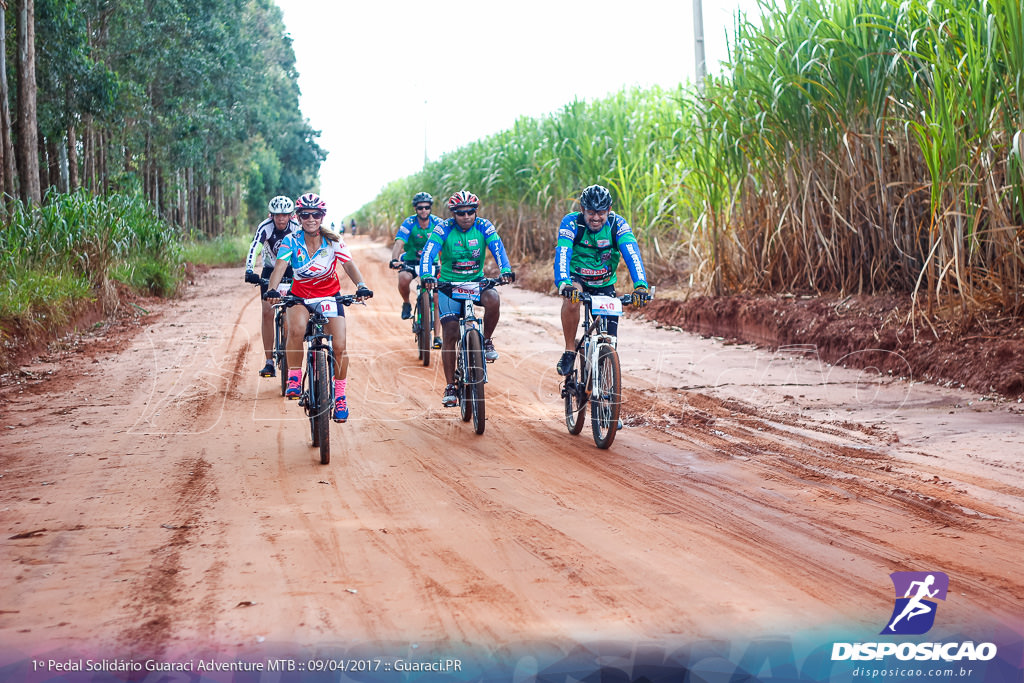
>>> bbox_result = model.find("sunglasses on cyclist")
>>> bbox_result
[297,211,324,220]
[415,205,431,211]
[453,209,476,216]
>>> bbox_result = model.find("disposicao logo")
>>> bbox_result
[831,571,998,662]
[882,571,948,635]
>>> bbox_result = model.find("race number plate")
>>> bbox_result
[451,282,481,301]
[308,297,338,316]
[590,295,622,316]
[278,282,291,295]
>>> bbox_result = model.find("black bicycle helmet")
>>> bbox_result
[412,192,433,206]
[579,184,612,211]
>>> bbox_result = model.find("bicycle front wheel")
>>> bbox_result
[417,288,432,367]
[590,344,621,449]
[465,329,486,435]
[564,350,587,435]
[314,349,331,464]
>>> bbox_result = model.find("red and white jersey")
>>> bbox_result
[277,232,353,298]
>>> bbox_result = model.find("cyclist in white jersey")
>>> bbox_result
[264,193,373,422]
[244,195,300,377]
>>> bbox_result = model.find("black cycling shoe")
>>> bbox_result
[400,302,412,320]
[556,351,576,376]
[258,361,276,378]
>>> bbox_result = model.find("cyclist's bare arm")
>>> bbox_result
[265,259,290,299]
[390,239,406,262]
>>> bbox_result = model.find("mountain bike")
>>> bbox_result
[268,279,292,396]
[560,288,653,449]
[252,276,292,394]
[437,278,506,435]
[391,262,438,367]
[270,293,360,464]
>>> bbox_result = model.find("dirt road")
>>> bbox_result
[2,241,1022,673]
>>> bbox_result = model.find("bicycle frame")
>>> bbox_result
[561,287,653,448]
[396,262,437,364]
[576,299,620,396]
[272,293,358,463]
[437,279,505,435]
[446,280,503,387]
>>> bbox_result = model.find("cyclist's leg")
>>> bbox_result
[285,305,309,372]
[436,289,462,386]
[480,288,500,340]
[258,266,276,361]
[326,313,348,380]
[560,297,581,351]
[397,268,414,304]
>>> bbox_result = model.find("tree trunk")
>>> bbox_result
[0,2,19,199]
[16,0,41,204]
[67,121,79,190]
[45,134,61,193]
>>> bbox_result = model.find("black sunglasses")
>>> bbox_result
[453,209,476,216]
[415,205,431,210]
[297,211,324,220]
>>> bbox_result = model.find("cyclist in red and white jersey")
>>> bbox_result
[244,195,300,378]
[264,193,373,422]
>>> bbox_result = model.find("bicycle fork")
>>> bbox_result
[300,335,335,413]
[460,317,488,387]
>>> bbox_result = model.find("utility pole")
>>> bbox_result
[693,0,706,89]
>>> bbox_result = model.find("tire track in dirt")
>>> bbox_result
[118,456,213,657]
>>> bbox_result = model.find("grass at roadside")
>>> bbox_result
[182,232,250,268]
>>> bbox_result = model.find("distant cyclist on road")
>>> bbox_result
[263,193,373,422]
[389,191,443,348]
[420,191,515,407]
[554,184,650,376]
[244,195,300,378]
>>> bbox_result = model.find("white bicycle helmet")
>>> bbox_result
[268,195,295,214]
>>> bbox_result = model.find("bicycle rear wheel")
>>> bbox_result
[457,343,472,423]
[591,344,621,449]
[275,311,288,396]
[465,329,486,434]
[417,288,432,367]
[314,349,331,464]
[564,350,588,435]
[306,363,318,447]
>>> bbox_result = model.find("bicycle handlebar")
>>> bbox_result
[435,278,508,295]
[562,287,655,307]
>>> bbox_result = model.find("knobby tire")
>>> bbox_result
[564,349,588,435]
[275,311,288,397]
[458,339,472,423]
[314,349,331,464]
[591,344,621,449]
[466,329,486,434]
[306,363,318,447]
[417,288,432,367]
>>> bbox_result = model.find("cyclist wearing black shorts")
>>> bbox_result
[245,195,299,377]
[389,191,443,347]
[420,191,515,407]
[553,184,651,376]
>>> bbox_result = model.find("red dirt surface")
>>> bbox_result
[1,242,1021,676]
[641,293,1024,398]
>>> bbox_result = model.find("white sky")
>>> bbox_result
[275,0,763,219]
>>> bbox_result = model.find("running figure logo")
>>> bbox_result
[881,571,949,635]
